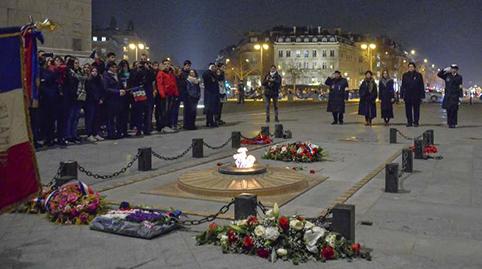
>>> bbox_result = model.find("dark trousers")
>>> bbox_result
[206,110,216,126]
[118,98,129,135]
[332,112,344,123]
[170,97,180,128]
[216,102,224,122]
[156,96,175,129]
[404,101,420,124]
[154,95,162,130]
[29,107,42,142]
[183,97,199,129]
[65,101,82,140]
[447,108,458,126]
[238,91,245,104]
[143,98,154,133]
[265,95,278,120]
[132,101,148,132]
[41,95,62,143]
[85,101,100,136]
[106,101,122,137]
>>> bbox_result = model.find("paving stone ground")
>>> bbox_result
[2,101,482,269]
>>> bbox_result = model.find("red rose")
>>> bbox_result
[256,248,270,258]
[351,243,361,254]
[321,246,335,260]
[296,215,305,221]
[216,162,223,167]
[309,169,315,174]
[208,222,218,232]
[247,215,258,226]
[243,235,254,250]
[227,229,238,243]
[278,216,289,231]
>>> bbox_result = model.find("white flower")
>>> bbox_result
[276,248,288,256]
[264,227,280,241]
[281,146,287,152]
[296,147,303,154]
[304,221,314,230]
[325,232,337,248]
[219,234,228,243]
[234,219,247,226]
[289,219,304,231]
[254,225,266,237]
[265,209,273,217]
[272,203,280,218]
[303,226,327,253]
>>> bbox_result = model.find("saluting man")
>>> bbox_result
[438,64,463,128]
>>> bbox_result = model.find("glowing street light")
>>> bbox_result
[226,58,230,64]
[254,43,269,75]
[128,43,146,61]
[360,43,377,71]
[424,58,428,63]
[137,43,145,50]
[410,49,416,55]
[431,64,435,68]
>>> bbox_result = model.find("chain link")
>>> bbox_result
[203,137,232,150]
[306,208,332,228]
[151,144,193,161]
[179,199,235,226]
[43,162,64,188]
[395,129,413,140]
[77,153,140,179]
[257,201,267,215]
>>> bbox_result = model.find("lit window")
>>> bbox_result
[296,50,301,58]
[101,36,107,42]
[304,50,309,58]
[92,36,98,42]
[278,50,283,58]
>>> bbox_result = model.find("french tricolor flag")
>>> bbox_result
[0,26,41,212]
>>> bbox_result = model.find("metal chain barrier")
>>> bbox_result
[203,137,232,150]
[306,208,332,228]
[257,201,267,215]
[395,129,413,140]
[77,152,140,179]
[44,162,64,188]
[179,199,235,226]
[399,150,409,177]
[151,144,193,161]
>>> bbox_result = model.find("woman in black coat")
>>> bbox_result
[325,71,349,125]
[378,70,395,126]
[85,67,105,141]
[358,71,378,126]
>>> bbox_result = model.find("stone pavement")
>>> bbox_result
[2,102,482,268]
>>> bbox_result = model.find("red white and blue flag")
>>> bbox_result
[0,26,42,212]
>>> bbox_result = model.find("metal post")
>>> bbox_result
[389,128,397,144]
[192,138,204,158]
[426,129,434,145]
[283,130,292,139]
[423,131,431,147]
[274,124,283,138]
[234,193,257,220]
[138,147,152,171]
[385,163,399,193]
[414,138,425,159]
[232,132,241,149]
[261,126,269,136]
[60,161,78,179]
[402,148,413,173]
[331,204,355,242]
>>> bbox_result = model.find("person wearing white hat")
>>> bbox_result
[438,64,463,128]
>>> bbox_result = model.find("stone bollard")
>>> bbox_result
[274,124,284,138]
[414,138,425,159]
[389,128,397,144]
[385,163,399,193]
[60,161,78,179]
[232,132,241,149]
[402,148,413,173]
[138,147,152,171]
[192,138,204,158]
[234,193,257,220]
[426,129,434,145]
[331,204,355,242]
[261,126,270,136]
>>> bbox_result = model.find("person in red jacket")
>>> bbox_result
[156,58,179,133]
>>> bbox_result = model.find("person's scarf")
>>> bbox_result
[108,70,118,81]
[380,77,389,88]
[187,76,199,84]
[366,78,376,93]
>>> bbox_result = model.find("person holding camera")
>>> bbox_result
[325,70,348,125]
[438,64,463,128]
[262,65,282,123]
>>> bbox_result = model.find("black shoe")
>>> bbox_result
[57,139,68,146]
[449,125,456,128]
[266,117,270,123]
[275,117,279,122]
[144,132,151,136]
[135,131,142,137]
[218,120,226,125]
[406,123,413,127]
[331,121,338,125]
[413,123,419,127]
[339,121,344,125]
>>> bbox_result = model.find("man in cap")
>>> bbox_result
[325,70,349,124]
[400,62,425,127]
[438,64,463,128]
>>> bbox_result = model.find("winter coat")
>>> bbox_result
[325,77,348,113]
[156,70,179,98]
[400,71,425,103]
[186,78,201,99]
[202,70,220,113]
[378,78,395,118]
[85,76,105,103]
[102,71,123,106]
[262,72,282,97]
[438,70,463,110]
[62,68,80,104]
[39,66,60,98]
[358,79,378,119]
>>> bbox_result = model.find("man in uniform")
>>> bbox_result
[325,71,349,125]
[400,62,425,127]
[438,64,463,128]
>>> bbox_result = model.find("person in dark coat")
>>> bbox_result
[325,70,348,124]
[85,67,105,142]
[438,64,463,128]
[184,69,201,130]
[400,62,425,127]
[103,62,126,139]
[39,59,61,147]
[216,63,228,125]
[117,60,131,138]
[127,62,148,136]
[202,63,220,127]
[358,71,378,126]
[262,65,282,123]
[379,69,395,126]
[179,60,192,129]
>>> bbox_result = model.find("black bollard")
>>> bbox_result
[138,147,152,171]
[232,131,241,149]
[60,161,78,179]
[234,193,257,220]
[331,204,355,242]
[426,129,434,145]
[283,130,292,139]
[389,128,397,144]
[402,148,413,173]
[414,138,425,159]
[423,131,431,147]
[192,138,204,158]
[385,163,399,193]
[274,124,284,138]
[54,175,76,188]
[261,126,270,136]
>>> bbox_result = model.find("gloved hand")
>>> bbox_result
[444,67,451,72]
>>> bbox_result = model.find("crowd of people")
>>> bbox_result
[31,51,231,149]
[325,62,463,128]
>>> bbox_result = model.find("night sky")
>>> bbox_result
[93,0,482,86]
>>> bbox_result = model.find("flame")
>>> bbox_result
[233,147,256,169]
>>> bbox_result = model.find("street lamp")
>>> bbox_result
[128,43,145,61]
[254,43,269,76]
[226,58,230,64]
[360,43,376,71]
[424,58,428,63]
[410,49,416,55]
